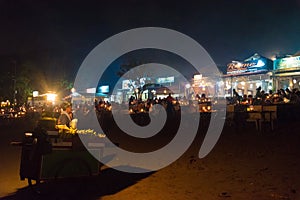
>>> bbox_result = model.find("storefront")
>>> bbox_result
[273,54,300,90]
[115,75,185,102]
[191,74,223,98]
[223,53,273,97]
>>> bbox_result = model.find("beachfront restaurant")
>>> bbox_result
[273,54,300,90]
[222,53,273,97]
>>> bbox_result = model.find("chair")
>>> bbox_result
[225,105,235,126]
[246,105,262,131]
[261,105,277,131]
[232,105,248,130]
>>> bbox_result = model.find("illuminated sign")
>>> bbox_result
[194,74,202,80]
[227,59,268,75]
[122,77,151,89]
[98,85,109,93]
[86,88,96,93]
[193,74,203,86]
[274,56,300,70]
[157,76,174,84]
[122,80,131,89]
[32,91,39,97]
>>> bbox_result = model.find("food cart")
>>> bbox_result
[12,117,107,186]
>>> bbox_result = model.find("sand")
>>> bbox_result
[1,118,300,200]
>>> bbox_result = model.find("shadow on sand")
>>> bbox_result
[2,167,154,200]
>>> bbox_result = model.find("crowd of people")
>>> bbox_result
[230,87,300,105]
[3,85,299,126]
[127,93,181,115]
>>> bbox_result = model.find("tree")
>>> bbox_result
[117,61,154,100]
[0,59,31,105]
[0,58,15,102]
[14,61,37,105]
[54,78,73,98]
[1,59,40,106]
[0,56,75,105]
[15,68,31,105]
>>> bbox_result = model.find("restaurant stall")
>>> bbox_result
[273,54,300,90]
[223,53,273,97]
[12,116,113,186]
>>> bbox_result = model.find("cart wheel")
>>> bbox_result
[28,178,40,186]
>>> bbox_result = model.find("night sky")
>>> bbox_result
[1,0,300,87]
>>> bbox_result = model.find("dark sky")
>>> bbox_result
[1,0,300,84]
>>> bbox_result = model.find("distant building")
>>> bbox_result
[273,53,300,90]
[222,53,273,97]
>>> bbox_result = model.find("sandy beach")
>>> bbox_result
[1,117,300,200]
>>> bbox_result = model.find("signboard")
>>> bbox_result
[194,74,202,80]
[97,85,109,93]
[227,58,268,75]
[157,76,174,84]
[86,88,96,93]
[122,80,131,89]
[193,74,203,86]
[274,56,300,70]
[140,77,151,86]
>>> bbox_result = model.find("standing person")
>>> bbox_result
[166,93,175,103]
[56,102,78,138]
[166,93,175,116]
[232,89,241,104]
[57,102,73,128]
[255,86,262,98]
